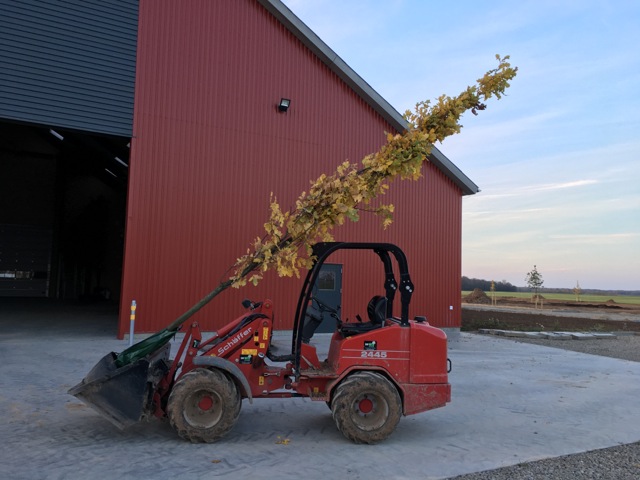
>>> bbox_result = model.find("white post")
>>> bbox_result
[129,300,137,346]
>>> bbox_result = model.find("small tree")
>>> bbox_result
[490,280,496,306]
[573,281,582,302]
[525,265,544,308]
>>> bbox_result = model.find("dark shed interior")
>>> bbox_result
[0,121,128,301]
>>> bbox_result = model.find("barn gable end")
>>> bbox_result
[119,0,472,335]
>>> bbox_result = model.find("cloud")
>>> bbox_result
[281,0,640,289]
[548,233,640,244]
[463,179,599,211]
[523,179,599,192]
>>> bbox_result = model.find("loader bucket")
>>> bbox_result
[68,343,170,429]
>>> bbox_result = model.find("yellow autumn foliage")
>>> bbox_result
[230,55,517,287]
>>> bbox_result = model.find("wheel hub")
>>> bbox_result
[350,391,389,430]
[358,397,374,414]
[184,389,223,428]
[198,395,214,411]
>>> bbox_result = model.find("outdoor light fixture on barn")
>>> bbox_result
[278,98,290,112]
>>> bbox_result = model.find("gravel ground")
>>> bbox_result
[447,333,640,480]
[508,334,640,363]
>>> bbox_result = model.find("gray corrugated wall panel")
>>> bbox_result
[0,0,138,136]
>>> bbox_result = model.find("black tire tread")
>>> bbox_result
[331,371,402,444]
[167,368,240,443]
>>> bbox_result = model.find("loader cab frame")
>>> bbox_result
[291,242,415,374]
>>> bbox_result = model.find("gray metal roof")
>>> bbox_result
[258,0,479,196]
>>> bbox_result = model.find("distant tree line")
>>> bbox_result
[462,277,639,296]
[519,287,640,296]
[461,276,517,292]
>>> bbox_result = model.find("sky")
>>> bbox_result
[281,0,640,291]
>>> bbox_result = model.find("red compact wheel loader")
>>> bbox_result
[69,242,451,444]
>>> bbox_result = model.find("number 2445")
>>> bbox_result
[361,351,387,358]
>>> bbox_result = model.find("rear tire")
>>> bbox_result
[331,371,402,444]
[167,368,240,443]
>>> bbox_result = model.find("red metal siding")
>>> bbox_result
[119,0,462,336]
[334,162,462,329]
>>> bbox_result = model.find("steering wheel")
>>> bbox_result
[312,296,338,315]
[311,297,342,328]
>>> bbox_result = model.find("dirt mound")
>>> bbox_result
[463,288,491,304]
[606,299,617,304]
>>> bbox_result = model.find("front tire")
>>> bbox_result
[331,371,402,444]
[167,368,240,443]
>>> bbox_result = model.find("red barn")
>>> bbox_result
[0,0,476,337]
[120,0,477,337]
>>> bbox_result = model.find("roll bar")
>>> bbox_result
[291,242,415,375]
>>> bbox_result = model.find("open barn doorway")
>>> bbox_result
[0,121,129,305]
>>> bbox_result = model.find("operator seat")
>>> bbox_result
[367,295,387,325]
[340,296,387,337]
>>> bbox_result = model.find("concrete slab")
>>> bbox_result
[1,304,639,480]
[538,331,569,340]
[592,333,617,339]
[539,331,557,339]
[501,330,529,338]
[524,331,546,338]
[479,329,529,338]
[570,332,595,340]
